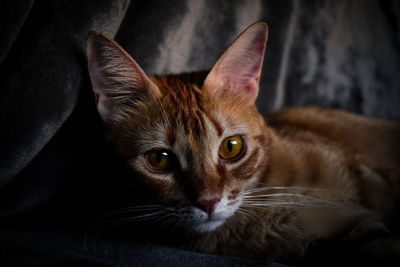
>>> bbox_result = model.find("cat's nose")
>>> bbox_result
[196,197,221,215]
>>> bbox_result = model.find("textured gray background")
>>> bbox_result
[0,0,399,266]
[116,0,400,116]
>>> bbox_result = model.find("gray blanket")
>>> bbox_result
[0,0,399,266]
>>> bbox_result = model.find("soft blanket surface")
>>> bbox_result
[0,0,399,266]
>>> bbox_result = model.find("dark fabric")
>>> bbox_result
[0,0,399,266]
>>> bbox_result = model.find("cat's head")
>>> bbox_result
[87,22,269,232]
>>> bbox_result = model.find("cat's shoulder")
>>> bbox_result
[265,106,399,131]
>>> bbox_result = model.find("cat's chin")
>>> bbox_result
[191,219,225,233]
[186,202,238,233]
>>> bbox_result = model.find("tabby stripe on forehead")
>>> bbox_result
[206,113,223,137]
[180,110,206,140]
[167,126,176,146]
[195,110,206,134]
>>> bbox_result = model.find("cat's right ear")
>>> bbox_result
[86,31,159,121]
[203,22,268,106]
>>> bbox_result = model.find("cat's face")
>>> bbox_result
[110,77,269,232]
[87,22,269,232]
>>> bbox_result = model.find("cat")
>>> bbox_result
[86,22,400,265]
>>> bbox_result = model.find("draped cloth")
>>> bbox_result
[0,1,399,265]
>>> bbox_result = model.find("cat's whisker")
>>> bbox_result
[240,202,315,208]
[87,210,168,235]
[102,205,164,215]
[125,211,171,222]
[242,193,313,199]
[241,193,339,204]
[84,208,169,252]
[240,200,337,209]
[92,210,169,250]
[235,207,262,221]
[241,196,340,206]
[139,212,177,239]
[243,185,333,195]
[101,204,163,213]
[90,205,164,226]
[241,200,338,209]
[158,213,179,228]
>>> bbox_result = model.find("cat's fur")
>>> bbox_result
[87,22,400,264]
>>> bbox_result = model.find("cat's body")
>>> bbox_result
[189,103,400,262]
[87,22,400,264]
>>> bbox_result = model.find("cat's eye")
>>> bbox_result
[218,136,244,160]
[144,150,173,171]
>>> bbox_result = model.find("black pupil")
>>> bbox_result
[156,151,168,164]
[227,140,234,152]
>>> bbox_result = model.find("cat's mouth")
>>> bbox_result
[185,205,236,233]
[172,197,240,233]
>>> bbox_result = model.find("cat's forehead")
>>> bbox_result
[150,75,213,138]
[151,74,208,107]
[126,74,253,155]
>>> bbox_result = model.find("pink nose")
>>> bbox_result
[197,197,221,215]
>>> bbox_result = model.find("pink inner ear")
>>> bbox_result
[87,31,159,121]
[204,22,268,105]
[228,52,264,95]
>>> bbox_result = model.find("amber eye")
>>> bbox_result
[218,136,244,160]
[144,150,173,171]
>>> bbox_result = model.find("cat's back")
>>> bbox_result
[266,106,400,169]
[265,107,400,212]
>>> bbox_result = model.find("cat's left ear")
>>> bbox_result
[203,22,268,105]
[86,31,160,121]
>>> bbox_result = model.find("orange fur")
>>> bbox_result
[100,71,400,263]
[87,22,400,264]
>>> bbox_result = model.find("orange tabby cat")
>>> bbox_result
[86,22,400,264]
